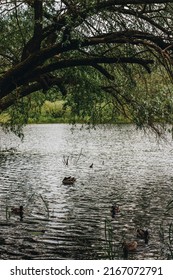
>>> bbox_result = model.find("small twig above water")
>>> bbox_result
[75,148,84,164]
[62,155,69,166]
[62,148,85,166]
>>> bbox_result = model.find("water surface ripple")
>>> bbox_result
[0,124,173,259]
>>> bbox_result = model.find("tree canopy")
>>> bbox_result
[1,0,173,135]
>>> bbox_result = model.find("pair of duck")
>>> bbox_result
[122,229,149,259]
[62,176,76,185]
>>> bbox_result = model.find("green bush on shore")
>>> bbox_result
[0,99,130,125]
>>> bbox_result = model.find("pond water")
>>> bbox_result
[0,124,173,260]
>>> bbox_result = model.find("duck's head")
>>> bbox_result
[111,205,120,212]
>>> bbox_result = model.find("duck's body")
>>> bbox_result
[11,206,23,214]
[111,205,120,217]
[11,206,23,220]
[122,240,137,259]
[62,176,76,185]
[137,229,149,244]
[123,241,138,251]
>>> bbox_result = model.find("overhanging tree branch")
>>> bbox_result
[0,29,169,99]
[1,0,173,119]
[0,76,67,112]
[32,56,154,76]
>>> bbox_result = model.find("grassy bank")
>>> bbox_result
[0,100,130,126]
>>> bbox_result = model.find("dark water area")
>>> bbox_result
[0,124,173,259]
